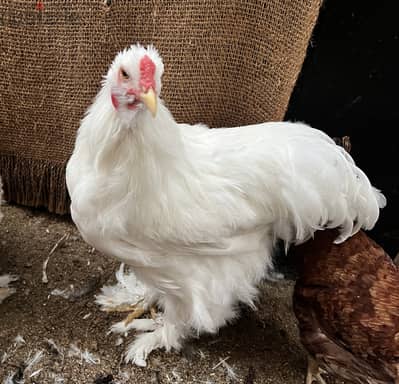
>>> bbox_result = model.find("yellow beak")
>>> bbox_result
[140,88,157,117]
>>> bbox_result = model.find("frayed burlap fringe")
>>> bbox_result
[0,155,69,215]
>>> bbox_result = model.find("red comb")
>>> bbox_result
[139,55,156,91]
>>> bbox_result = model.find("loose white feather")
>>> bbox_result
[14,335,26,347]
[67,344,100,365]
[25,350,44,372]
[3,373,17,384]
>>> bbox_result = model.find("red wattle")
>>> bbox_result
[111,94,119,109]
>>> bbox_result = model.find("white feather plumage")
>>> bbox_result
[66,44,386,365]
[95,263,148,310]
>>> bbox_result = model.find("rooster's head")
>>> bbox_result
[106,44,164,120]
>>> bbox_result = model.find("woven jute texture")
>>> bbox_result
[0,0,321,214]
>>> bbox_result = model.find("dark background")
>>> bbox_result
[286,1,399,256]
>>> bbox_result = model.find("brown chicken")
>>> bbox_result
[292,229,399,384]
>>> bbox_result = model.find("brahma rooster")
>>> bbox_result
[66,44,385,366]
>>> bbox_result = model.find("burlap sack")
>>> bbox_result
[0,0,321,214]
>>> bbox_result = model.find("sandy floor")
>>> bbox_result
[0,203,335,384]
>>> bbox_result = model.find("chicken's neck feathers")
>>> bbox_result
[82,89,196,200]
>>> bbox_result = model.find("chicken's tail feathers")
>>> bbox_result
[274,135,386,247]
[374,187,387,209]
[333,167,386,244]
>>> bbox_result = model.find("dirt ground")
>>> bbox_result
[0,203,330,384]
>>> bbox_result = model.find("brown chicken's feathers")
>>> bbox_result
[293,230,399,384]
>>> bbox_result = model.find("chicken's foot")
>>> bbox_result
[305,356,327,384]
[103,298,157,326]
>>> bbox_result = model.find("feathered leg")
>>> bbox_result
[119,295,187,366]
[96,264,159,327]
[102,297,144,314]
[109,301,159,334]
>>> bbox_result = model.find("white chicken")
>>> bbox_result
[66,44,386,366]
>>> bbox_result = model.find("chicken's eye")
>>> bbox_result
[120,69,129,80]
